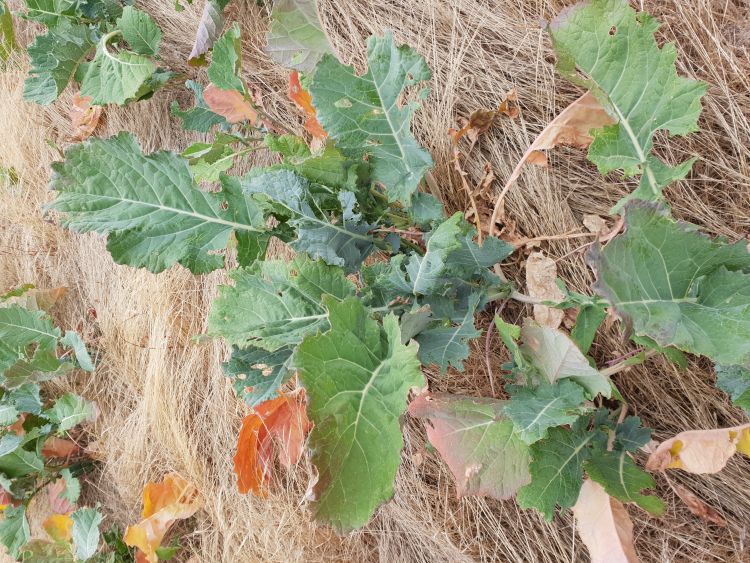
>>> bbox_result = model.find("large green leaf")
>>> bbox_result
[0,306,60,372]
[208,257,355,351]
[584,450,664,514]
[310,32,433,205]
[117,6,161,56]
[590,203,750,367]
[408,393,531,499]
[715,364,750,415]
[188,0,230,64]
[296,297,423,530]
[265,0,332,72]
[50,132,269,274]
[23,21,95,105]
[549,0,707,209]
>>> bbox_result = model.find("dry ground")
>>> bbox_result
[2,0,750,561]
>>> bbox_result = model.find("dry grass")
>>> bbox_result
[1,0,750,561]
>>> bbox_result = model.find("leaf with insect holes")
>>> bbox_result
[296,297,424,530]
[549,0,707,209]
[23,21,95,105]
[208,23,243,93]
[573,480,639,563]
[171,80,229,133]
[585,450,664,514]
[590,203,750,368]
[505,380,590,445]
[117,6,161,56]
[189,0,231,65]
[409,393,531,500]
[310,32,433,205]
[266,0,332,72]
[208,257,355,351]
[715,364,750,415]
[50,132,271,274]
[223,346,294,407]
[234,392,311,494]
[124,473,202,563]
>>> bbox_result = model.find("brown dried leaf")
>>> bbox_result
[670,482,727,527]
[451,90,519,148]
[525,252,565,328]
[70,92,102,142]
[203,85,257,124]
[573,479,639,563]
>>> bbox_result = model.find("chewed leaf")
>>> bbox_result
[223,346,293,407]
[409,392,531,499]
[310,32,433,205]
[266,0,332,72]
[549,0,707,209]
[646,423,750,474]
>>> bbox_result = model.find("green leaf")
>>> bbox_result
[23,21,95,105]
[265,0,332,72]
[223,345,293,407]
[182,133,242,183]
[408,192,444,227]
[50,132,269,274]
[570,303,607,355]
[242,169,376,271]
[71,507,103,561]
[310,32,433,205]
[517,423,599,520]
[8,384,42,414]
[505,380,589,444]
[0,400,19,425]
[584,450,665,514]
[117,6,161,56]
[45,393,94,431]
[60,330,94,372]
[520,321,611,398]
[23,0,78,27]
[715,364,750,415]
[171,80,229,133]
[208,23,243,92]
[0,434,22,457]
[415,292,481,372]
[77,0,123,22]
[408,392,531,499]
[60,467,81,504]
[80,29,158,105]
[613,416,652,452]
[0,305,60,372]
[0,506,29,558]
[590,202,750,367]
[1,0,17,62]
[549,0,707,209]
[208,257,355,351]
[296,297,424,530]
[0,440,44,478]
[189,0,230,65]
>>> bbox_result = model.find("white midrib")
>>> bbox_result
[532,434,595,500]
[607,99,660,196]
[521,398,562,434]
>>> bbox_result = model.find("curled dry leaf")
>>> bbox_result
[288,70,327,139]
[669,482,727,527]
[70,93,102,142]
[234,391,312,494]
[203,85,257,124]
[451,89,519,149]
[525,252,565,328]
[124,473,202,563]
[43,513,73,542]
[573,479,639,563]
[646,422,750,474]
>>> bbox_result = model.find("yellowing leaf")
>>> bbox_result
[525,252,565,328]
[573,479,638,563]
[203,85,257,124]
[70,92,102,142]
[43,513,73,543]
[124,473,202,563]
[646,422,750,474]
[233,391,311,494]
[288,70,326,140]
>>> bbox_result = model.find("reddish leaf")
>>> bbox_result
[70,92,102,142]
[234,391,312,494]
[47,478,75,514]
[669,482,727,527]
[288,71,327,139]
[42,437,80,459]
[124,473,202,563]
[203,85,257,124]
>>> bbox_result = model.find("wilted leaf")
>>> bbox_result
[69,93,103,142]
[646,423,750,474]
[408,392,531,499]
[233,391,311,494]
[525,252,566,328]
[573,479,638,563]
[188,0,230,65]
[288,70,326,139]
[265,0,332,72]
[170,80,229,133]
[669,482,726,527]
[124,473,202,563]
[43,513,73,542]
[202,85,256,124]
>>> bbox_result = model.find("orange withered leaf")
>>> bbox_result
[43,513,74,542]
[70,92,103,142]
[234,391,312,494]
[288,71,327,140]
[203,85,257,124]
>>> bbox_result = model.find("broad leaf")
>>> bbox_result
[223,345,293,407]
[188,0,230,65]
[203,85,256,123]
[0,505,29,558]
[23,21,95,105]
[45,393,94,431]
[549,0,707,209]
[715,364,750,415]
[171,80,229,133]
[408,392,531,499]
[23,0,79,27]
[208,23,243,93]
[296,297,424,530]
[117,6,161,56]
[233,392,311,494]
[208,257,355,351]
[50,132,269,273]
[71,507,103,561]
[310,32,433,205]
[505,380,589,444]
[585,450,664,514]
[590,203,750,367]
[266,0,332,72]
[0,305,60,372]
